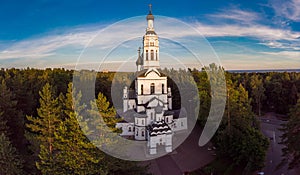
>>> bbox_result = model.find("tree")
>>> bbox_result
[250,74,265,116]
[26,83,61,174]
[280,98,300,169]
[0,111,9,135]
[52,83,107,174]
[214,83,268,172]
[87,92,148,175]
[0,133,24,175]
[0,79,24,149]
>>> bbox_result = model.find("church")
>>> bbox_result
[116,5,187,155]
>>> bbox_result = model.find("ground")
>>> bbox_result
[259,112,300,175]
[142,123,215,175]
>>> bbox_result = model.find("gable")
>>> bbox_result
[146,71,161,79]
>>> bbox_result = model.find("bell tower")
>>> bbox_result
[142,4,160,70]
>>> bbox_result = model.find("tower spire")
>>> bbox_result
[149,4,152,14]
[143,4,159,70]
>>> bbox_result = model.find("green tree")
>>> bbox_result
[0,79,24,148]
[52,83,107,174]
[0,111,9,135]
[87,92,148,175]
[0,133,24,175]
[214,83,268,173]
[26,83,61,174]
[280,98,300,169]
[250,74,265,116]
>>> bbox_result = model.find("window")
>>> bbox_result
[150,83,155,94]
[129,127,132,132]
[151,113,153,120]
[141,84,143,95]
[142,119,144,125]
[181,122,184,127]
[142,131,145,137]
[150,42,154,46]
[146,50,148,60]
[151,50,154,60]
[162,84,165,94]
[136,130,138,136]
[166,117,169,123]
[156,50,158,60]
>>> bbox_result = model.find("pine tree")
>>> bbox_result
[26,83,61,174]
[280,98,300,169]
[53,83,107,174]
[0,133,24,175]
[0,79,24,149]
[214,83,269,172]
[88,92,148,175]
[0,111,9,135]
[250,74,266,116]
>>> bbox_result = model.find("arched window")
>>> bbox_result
[162,84,165,94]
[150,83,155,94]
[142,131,144,137]
[146,50,148,60]
[151,50,154,60]
[156,50,158,60]
[141,84,143,95]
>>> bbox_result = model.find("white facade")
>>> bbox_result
[116,6,187,155]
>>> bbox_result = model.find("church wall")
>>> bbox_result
[172,118,187,131]
[116,123,134,136]
[127,99,136,110]
[146,109,155,124]
[136,77,167,95]
[135,126,146,140]
[137,94,167,106]
[164,115,173,124]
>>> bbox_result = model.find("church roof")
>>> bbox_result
[137,96,167,108]
[148,120,172,136]
[136,55,143,66]
[147,13,154,20]
[165,108,187,119]
[146,30,156,35]
[136,68,166,78]
[116,109,136,123]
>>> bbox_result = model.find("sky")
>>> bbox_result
[0,0,299,70]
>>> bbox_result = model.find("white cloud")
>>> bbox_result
[271,0,300,22]
[0,14,299,70]
[0,30,95,60]
[208,8,260,24]
[261,50,300,58]
[194,22,300,41]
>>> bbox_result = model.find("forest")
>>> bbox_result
[0,64,299,174]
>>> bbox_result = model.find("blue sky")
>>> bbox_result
[0,0,299,70]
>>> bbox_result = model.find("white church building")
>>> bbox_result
[116,5,187,155]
